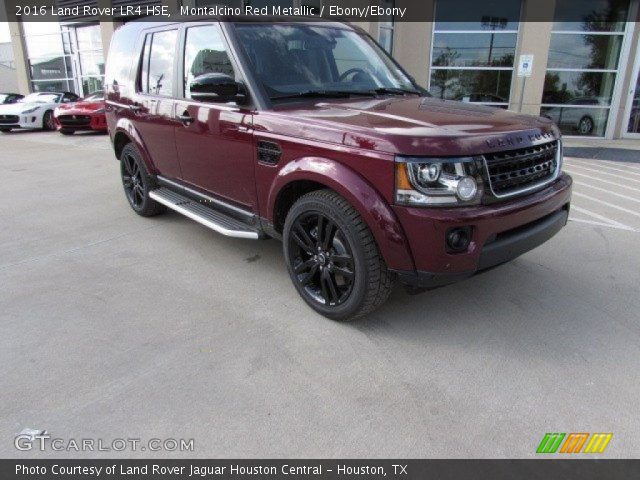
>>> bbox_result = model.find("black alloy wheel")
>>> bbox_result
[119,143,165,217]
[288,211,356,307]
[284,190,395,321]
[122,151,145,209]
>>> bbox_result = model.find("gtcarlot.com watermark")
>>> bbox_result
[15,430,194,453]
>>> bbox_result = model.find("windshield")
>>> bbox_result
[83,92,104,101]
[20,93,62,104]
[233,23,419,101]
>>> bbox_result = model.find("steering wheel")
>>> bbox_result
[339,68,368,82]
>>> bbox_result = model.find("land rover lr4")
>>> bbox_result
[105,20,572,321]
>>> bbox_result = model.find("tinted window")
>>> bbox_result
[184,25,235,99]
[144,29,177,96]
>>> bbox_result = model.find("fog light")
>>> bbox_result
[456,176,477,201]
[446,227,472,253]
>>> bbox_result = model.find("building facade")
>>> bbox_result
[0,42,19,92]
[3,0,640,139]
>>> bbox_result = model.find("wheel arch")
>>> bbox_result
[112,119,156,174]
[268,157,415,272]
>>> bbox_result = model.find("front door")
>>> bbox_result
[174,23,256,212]
[623,47,640,138]
[133,28,182,179]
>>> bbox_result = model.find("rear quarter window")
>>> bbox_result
[142,29,178,97]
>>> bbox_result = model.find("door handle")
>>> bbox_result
[177,113,194,125]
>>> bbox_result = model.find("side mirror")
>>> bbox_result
[189,73,245,103]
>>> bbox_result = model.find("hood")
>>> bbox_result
[261,96,560,156]
[0,102,48,115]
[57,100,105,112]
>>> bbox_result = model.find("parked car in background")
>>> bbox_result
[105,19,571,321]
[0,93,24,104]
[54,91,107,135]
[541,97,608,135]
[0,92,79,133]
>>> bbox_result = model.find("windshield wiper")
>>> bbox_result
[372,87,422,96]
[271,90,377,100]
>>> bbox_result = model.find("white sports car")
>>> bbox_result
[0,92,80,133]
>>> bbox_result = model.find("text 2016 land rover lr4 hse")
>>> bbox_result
[105,19,572,321]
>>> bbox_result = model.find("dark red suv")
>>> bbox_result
[105,19,572,320]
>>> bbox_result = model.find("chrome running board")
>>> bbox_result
[149,188,260,240]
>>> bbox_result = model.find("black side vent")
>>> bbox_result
[257,141,281,165]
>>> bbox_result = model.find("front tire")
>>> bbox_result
[0,128,11,133]
[120,143,165,217]
[283,190,395,321]
[42,111,55,131]
[59,129,74,135]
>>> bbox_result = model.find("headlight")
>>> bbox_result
[21,106,40,114]
[395,156,484,206]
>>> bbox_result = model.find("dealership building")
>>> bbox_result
[2,0,640,139]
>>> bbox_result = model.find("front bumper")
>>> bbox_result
[0,114,41,129]
[392,173,572,288]
[55,113,107,131]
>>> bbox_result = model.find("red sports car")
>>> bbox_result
[54,91,107,135]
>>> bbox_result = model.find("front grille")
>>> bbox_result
[58,115,91,126]
[0,115,19,124]
[484,141,559,197]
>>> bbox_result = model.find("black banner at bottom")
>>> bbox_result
[2,459,640,480]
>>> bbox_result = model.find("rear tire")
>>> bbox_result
[0,128,11,133]
[60,129,74,135]
[120,143,165,217]
[283,189,395,321]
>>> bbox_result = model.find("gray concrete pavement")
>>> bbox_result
[1,130,639,458]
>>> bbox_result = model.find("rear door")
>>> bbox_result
[174,23,256,211]
[133,27,182,179]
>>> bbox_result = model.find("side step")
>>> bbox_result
[149,187,260,239]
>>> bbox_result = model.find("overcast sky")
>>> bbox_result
[0,22,10,42]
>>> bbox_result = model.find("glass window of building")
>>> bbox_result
[73,24,105,96]
[429,0,523,108]
[22,22,74,93]
[21,22,105,96]
[541,0,631,136]
[378,0,395,53]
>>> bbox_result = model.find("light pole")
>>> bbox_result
[482,16,508,98]
[481,16,508,65]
